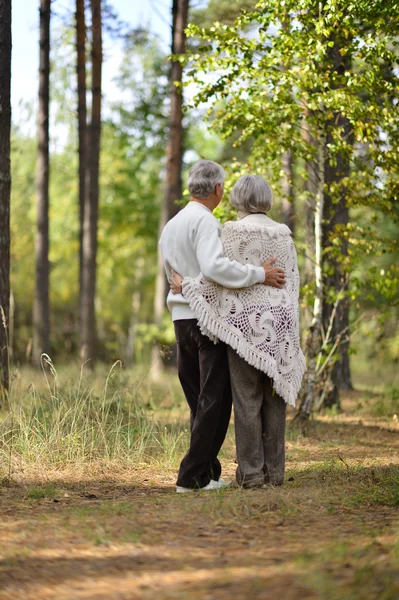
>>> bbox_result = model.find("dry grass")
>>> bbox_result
[0,365,398,599]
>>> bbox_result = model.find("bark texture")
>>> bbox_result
[80,0,102,366]
[0,0,12,398]
[33,0,51,367]
[302,115,317,284]
[76,0,87,317]
[322,123,351,407]
[165,0,188,223]
[321,39,353,406]
[153,0,189,371]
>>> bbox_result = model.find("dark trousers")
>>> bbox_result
[174,319,232,489]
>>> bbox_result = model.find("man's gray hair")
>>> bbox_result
[230,174,273,214]
[187,160,226,199]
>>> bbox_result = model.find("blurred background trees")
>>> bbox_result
[2,0,398,413]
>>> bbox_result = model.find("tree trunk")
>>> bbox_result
[165,0,188,222]
[321,40,353,406]
[33,0,51,367]
[338,347,352,390]
[76,0,87,323]
[322,122,351,408]
[296,131,326,420]
[0,0,12,400]
[281,149,295,233]
[80,0,102,366]
[302,115,317,284]
[152,0,189,373]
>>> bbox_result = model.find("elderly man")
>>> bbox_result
[159,160,285,493]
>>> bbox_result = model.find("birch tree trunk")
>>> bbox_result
[296,131,326,420]
[80,0,102,366]
[152,0,189,373]
[33,0,51,367]
[0,0,12,400]
[76,0,87,322]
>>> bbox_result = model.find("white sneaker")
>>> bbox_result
[176,485,195,494]
[202,478,231,491]
[176,478,232,494]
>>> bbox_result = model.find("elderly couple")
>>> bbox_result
[159,160,305,493]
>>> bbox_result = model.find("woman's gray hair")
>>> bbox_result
[230,175,273,214]
[187,160,226,199]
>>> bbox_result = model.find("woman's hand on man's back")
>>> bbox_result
[169,270,183,294]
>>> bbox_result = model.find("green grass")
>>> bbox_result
[26,484,58,500]
[298,532,399,600]
[0,362,188,477]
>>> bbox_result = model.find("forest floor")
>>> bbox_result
[0,381,399,600]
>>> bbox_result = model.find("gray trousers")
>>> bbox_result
[228,348,287,487]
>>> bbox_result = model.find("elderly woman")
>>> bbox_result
[170,175,305,488]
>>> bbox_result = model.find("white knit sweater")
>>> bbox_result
[182,213,306,406]
[159,201,265,321]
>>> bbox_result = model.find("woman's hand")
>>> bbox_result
[169,270,183,295]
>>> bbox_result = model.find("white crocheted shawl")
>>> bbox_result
[182,217,306,407]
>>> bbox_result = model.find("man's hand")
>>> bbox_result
[262,258,285,289]
[169,270,183,294]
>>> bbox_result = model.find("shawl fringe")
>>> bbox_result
[183,280,306,408]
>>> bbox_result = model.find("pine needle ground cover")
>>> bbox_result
[0,366,398,600]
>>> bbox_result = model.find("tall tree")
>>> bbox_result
[322,118,352,407]
[165,0,189,223]
[321,35,354,403]
[76,0,87,320]
[184,0,399,416]
[153,0,189,364]
[303,115,316,284]
[0,0,12,399]
[80,0,102,365]
[33,0,51,367]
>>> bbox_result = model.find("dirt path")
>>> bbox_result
[1,399,398,599]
